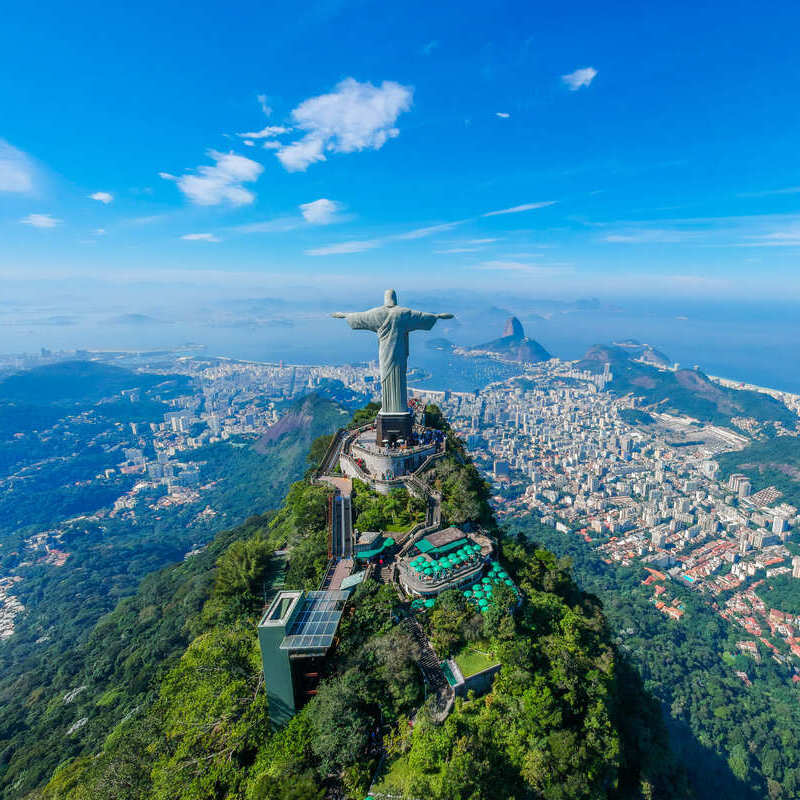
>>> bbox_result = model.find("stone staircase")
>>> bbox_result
[403,617,453,722]
[377,562,395,584]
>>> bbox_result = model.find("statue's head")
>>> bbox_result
[384,288,398,307]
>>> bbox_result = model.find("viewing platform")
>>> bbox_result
[339,422,445,493]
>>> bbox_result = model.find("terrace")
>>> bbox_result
[397,531,495,597]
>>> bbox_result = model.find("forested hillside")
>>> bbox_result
[0,394,348,799]
[512,515,800,800]
[26,406,684,800]
[579,345,795,426]
[715,436,800,507]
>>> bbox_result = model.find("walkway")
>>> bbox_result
[403,617,454,722]
[327,557,354,591]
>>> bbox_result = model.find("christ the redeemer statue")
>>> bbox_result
[332,289,453,443]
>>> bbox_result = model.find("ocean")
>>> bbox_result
[1,296,799,395]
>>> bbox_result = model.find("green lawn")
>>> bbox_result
[371,755,414,796]
[453,645,498,678]
[371,754,443,798]
[385,519,417,533]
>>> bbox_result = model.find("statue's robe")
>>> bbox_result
[343,305,439,414]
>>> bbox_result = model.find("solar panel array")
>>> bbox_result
[280,590,350,651]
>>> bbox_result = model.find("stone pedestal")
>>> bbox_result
[376,412,413,446]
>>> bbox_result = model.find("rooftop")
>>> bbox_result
[279,589,351,652]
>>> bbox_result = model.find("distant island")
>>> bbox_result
[425,336,455,352]
[463,316,552,363]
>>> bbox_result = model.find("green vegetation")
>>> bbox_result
[580,345,795,426]
[716,435,800,506]
[0,395,346,800]
[34,406,682,799]
[372,538,683,800]
[14,403,686,800]
[618,408,655,426]
[756,572,800,615]
[348,400,381,429]
[352,478,425,532]
[511,514,800,800]
[0,361,191,407]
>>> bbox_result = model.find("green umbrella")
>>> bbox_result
[463,590,472,598]
[482,577,492,584]
[473,590,484,598]
[423,567,433,575]
[471,583,481,592]
[505,579,514,586]
[424,598,435,608]
[478,598,488,607]
[385,537,395,546]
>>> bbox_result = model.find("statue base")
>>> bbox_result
[376,412,413,446]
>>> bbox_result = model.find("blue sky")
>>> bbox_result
[2,0,800,302]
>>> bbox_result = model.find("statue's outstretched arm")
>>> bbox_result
[436,313,454,319]
[331,307,384,331]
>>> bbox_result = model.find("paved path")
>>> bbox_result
[328,558,354,591]
[403,617,454,722]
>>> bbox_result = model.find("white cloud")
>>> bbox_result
[562,67,597,91]
[474,259,572,274]
[276,136,326,172]
[306,240,379,256]
[181,233,220,242]
[243,140,255,147]
[467,238,498,244]
[737,186,800,198]
[299,198,343,225]
[165,151,263,206]
[496,112,510,118]
[482,201,556,217]
[262,141,282,150]
[306,219,462,255]
[236,125,290,139]
[435,247,479,254]
[89,191,113,204]
[258,94,271,116]
[394,221,461,240]
[737,228,800,247]
[603,229,694,243]
[276,78,413,172]
[21,213,61,228]
[0,140,35,193]
[421,40,438,56]
[231,218,303,234]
